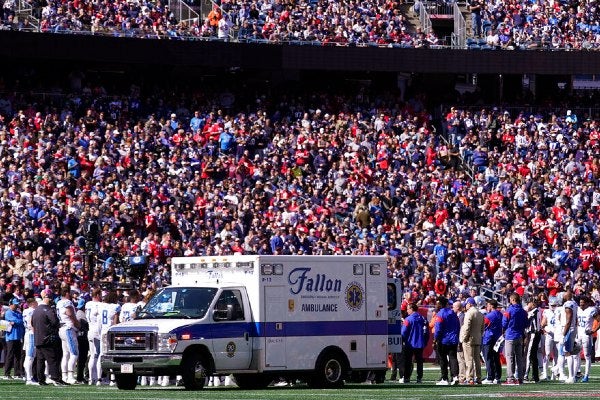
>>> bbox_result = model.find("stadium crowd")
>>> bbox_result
[0,71,599,384]
[0,73,597,306]
[0,0,441,47]
[5,0,600,49]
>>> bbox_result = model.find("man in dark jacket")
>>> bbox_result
[434,296,460,385]
[502,292,528,385]
[31,289,67,386]
[401,303,429,383]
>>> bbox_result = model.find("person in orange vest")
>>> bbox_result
[207,7,222,29]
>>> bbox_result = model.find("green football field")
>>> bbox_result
[1,364,600,400]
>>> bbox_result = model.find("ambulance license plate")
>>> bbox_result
[121,364,133,374]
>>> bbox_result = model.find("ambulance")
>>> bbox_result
[101,255,390,390]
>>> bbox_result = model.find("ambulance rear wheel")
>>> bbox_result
[181,353,208,390]
[312,352,346,388]
[115,374,137,390]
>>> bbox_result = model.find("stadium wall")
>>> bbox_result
[3,31,600,74]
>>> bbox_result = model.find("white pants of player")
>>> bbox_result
[23,331,36,382]
[576,331,593,378]
[542,334,557,377]
[59,326,79,381]
[88,337,101,383]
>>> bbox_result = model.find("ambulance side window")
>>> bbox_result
[387,283,397,311]
[213,289,245,321]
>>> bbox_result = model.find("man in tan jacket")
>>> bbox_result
[460,297,485,384]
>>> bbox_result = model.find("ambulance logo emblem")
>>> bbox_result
[345,282,364,311]
[226,341,236,358]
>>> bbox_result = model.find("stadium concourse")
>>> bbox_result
[3,0,600,49]
[0,68,599,382]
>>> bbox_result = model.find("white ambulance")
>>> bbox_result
[101,255,389,390]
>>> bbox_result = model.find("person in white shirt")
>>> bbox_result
[553,291,578,383]
[96,291,121,386]
[540,297,558,380]
[85,288,103,385]
[576,297,599,382]
[22,297,38,385]
[56,288,80,384]
[119,290,140,323]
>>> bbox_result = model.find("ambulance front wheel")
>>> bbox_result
[181,353,208,390]
[312,350,346,388]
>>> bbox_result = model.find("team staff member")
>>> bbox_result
[31,289,67,386]
[453,301,466,383]
[433,296,460,386]
[3,298,25,379]
[75,298,89,384]
[482,299,502,384]
[502,292,528,385]
[401,303,429,383]
[460,297,484,385]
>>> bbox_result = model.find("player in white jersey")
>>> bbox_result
[119,290,140,323]
[96,291,121,385]
[22,298,38,385]
[85,288,103,385]
[56,288,80,384]
[553,291,578,383]
[540,297,558,380]
[576,297,599,382]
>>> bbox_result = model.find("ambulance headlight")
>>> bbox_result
[157,333,178,353]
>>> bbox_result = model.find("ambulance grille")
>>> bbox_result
[109,332,156,351]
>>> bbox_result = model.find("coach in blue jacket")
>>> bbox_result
[401,303,429,383]
[433,296,460,385]
[502,292,528,384]
[482,299,503,383]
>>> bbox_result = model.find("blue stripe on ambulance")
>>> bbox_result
[170,320,387,340]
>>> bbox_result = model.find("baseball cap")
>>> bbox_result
[9,298,20,305]
[465,297,476,306]
[76,298,86,309]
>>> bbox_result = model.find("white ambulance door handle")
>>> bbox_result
[275,323,283,331]
[244,332,249,341]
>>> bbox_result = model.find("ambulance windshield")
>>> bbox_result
[138,287,218,319]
